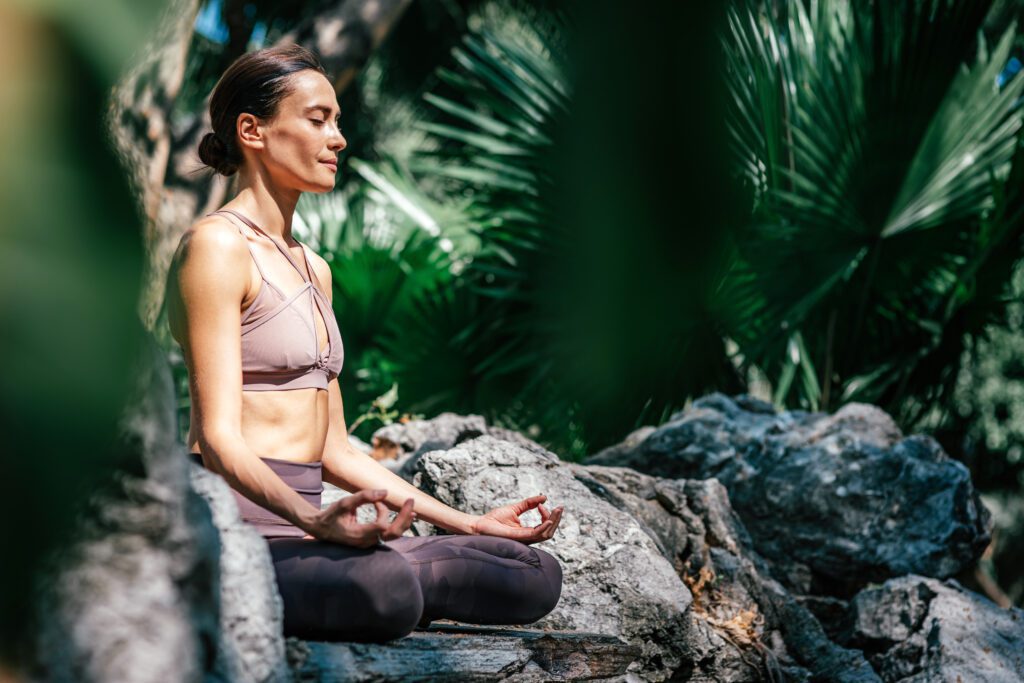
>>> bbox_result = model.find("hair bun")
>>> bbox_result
[198,131,238,176]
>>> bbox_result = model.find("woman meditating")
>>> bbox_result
[166,44,564,643]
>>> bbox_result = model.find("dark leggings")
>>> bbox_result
[266,534,563,643]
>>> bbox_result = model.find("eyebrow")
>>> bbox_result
[303,105,341,118]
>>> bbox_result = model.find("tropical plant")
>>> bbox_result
[368,7,592,458]
[721,0,1024,427]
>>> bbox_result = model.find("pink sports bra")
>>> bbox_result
[208,209,344,391]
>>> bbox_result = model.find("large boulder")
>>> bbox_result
[837,574,1024,681]
[574,465,878,682]
[403,434,878,681]
[28,336,288,683]
[372,412,560,471]
[405,435,693,681]
[586,393,993,597]
[28,337,222,682]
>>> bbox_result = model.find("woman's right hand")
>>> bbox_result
[307,489,415,547]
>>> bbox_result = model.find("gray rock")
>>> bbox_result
[372,412,561,475]
[189,465,289,683]
[408,435,693,681]
[587,393,993,597]
[574,465,879,682]
[29,335,221,682]
[839,575,1024,682]
[286,625,640,682]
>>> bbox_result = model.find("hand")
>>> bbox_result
[307,489,415,547]
[470,494,564,545]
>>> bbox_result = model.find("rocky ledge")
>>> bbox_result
[286,625,640,682]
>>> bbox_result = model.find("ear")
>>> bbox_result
[236,112,265,152]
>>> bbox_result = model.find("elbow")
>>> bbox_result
[196,426,242,471]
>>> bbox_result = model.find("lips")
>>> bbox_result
[320,160,337,172]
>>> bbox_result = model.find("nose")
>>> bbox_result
[329,126,347,152]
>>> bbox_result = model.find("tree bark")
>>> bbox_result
[107,0,414,329]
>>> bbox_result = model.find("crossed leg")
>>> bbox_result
[385,534,563,627]
[266,534,563,643]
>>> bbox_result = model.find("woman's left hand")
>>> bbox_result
[469,495,564,544]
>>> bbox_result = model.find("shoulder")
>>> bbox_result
[167,216,251,340]
[172,215,251,290]
[303,245,333,301]
[176,215,247,264]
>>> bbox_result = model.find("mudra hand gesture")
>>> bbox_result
[307,489,415,547]
[470,494,564,545]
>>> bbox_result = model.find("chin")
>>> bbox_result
[298,176,336,193]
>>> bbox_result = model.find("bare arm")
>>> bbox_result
[174,220,323,536]
[320,377,479,535]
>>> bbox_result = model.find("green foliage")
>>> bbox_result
[402,16,596,459]
[951,262,1024,486]
[722,0,1024,426]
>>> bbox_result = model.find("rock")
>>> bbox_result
[189,465,289,682]
[573,465,879,682]
[586,393,993,597]
[286,625,641,682]
[399,430,879,681]
[372,412,561,474]
[407,435,694,680]
[29,335,221,682]
[838,574,1024,681]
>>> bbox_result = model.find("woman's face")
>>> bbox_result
[240,69,347,193]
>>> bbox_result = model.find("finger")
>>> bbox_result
[505,523,547,541]
[538,504,551,522]
[333,489,387,511]
[381,499,411,539]
[520,520,555,545]
[527,519,554,538]
[349,521,389,543]
[374,500,389,525]
[544,508,563,539]
[511,495,547,515]
[383,498,415,540]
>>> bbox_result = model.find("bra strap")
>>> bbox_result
[214,208,311,284]
[299,245,328,299]
[208,210,287,298]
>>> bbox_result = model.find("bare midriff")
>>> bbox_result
[185,387,329,464]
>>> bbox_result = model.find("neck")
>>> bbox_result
[229,164,301,241]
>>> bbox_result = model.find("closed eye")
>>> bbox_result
[311,118,342,128]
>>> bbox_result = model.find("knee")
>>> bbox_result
[362,549,424,642]
[524,546,563,622]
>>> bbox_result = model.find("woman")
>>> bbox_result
[166,44,564,643]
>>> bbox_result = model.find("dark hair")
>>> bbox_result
[198,44,327,176]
